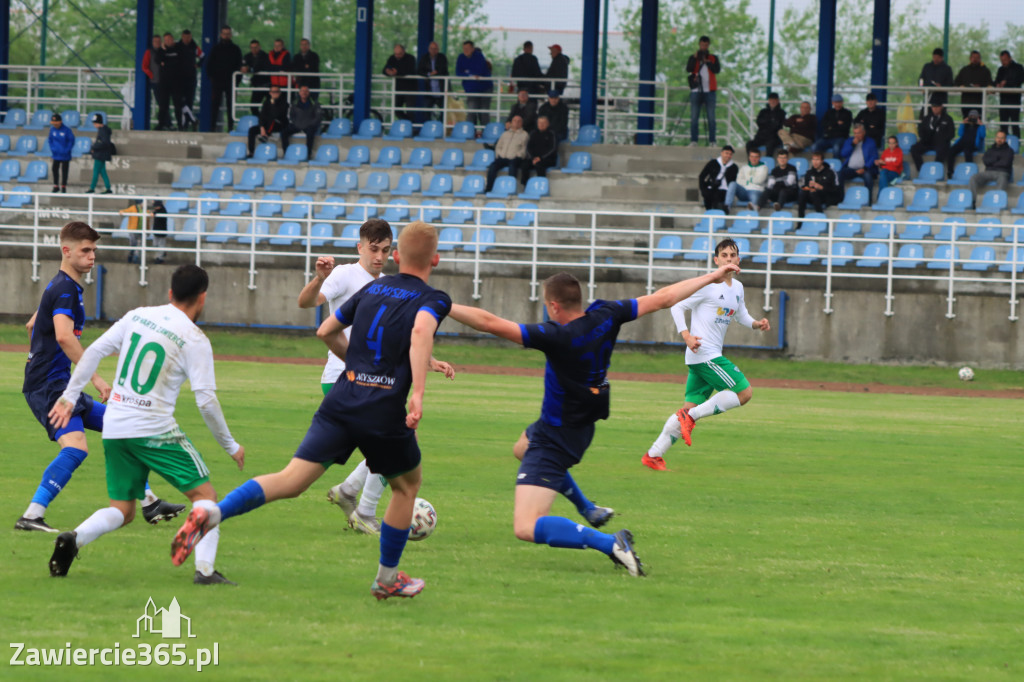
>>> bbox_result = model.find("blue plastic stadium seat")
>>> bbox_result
[962,245,995,271]
[283,195,313,219]
[26,109,53,130]
[172,165,203,190]
[202,166,234,190]
[314,198,347,221]
[898,220,930,240]
[729,210,761,234]
[310,223,334,247]
[80,112,107,131]
[786,240,820,265]
[435,148,465,171]
[235,168,265,191]
[976,190,1007,214]
[17,160,49,183]
[237,220,271,244]
[269,222,302,245]
[217,141,247,163]
[463,227,496,253]
[423,173,453,197]
[520,176,550,200]
[189,192,222,215]
[334,223,362,248]
[351,119,382,140]
[794,212,827,236]
[466,149,495,171]
[414,120,443,141]
[855,242,889,267]
[443,201,474,225]
[836,186,868,210]
[392,172,422,196]
[172,218,204,242]
[358,172,390,195]
[906,188,938,212]
[896,132,917,151]
[347,198,379,222]
[297,169,328,192]
[255,194,283,217]
[339,145,370,167]
[864,216,894,240]
[827,241,855,266]
[790,157,809,177]
[1007,135,1021,154]
[998,247,1024,272]
[935,217,966,242]
[0,135,11,153]
[684,236,712,260]
[221,194,252,217]
[0,108,27,129]
[732,236,751,255]
[893,243,925,268]
[573,124,602,146]
[508,203,538,226]
[912,161,944,185]
[403,147,433,169]
[437,226,464,250]
[328,170,359,194]
[871,187,904,211]
[764,210,794,234]
[382,199,411,223]
[0,185,32,208]
[35,138,52,157]
[207,220,238,243]
[695,209,726,233]
[940,189,973,213]
[266,169,296,192]
[834,215,862,238]
[479,202,508,225]
[824,158,841,173]
[163,192,190,215]
[280,144,308,165]
[485,175,517,199]
[969,218,1003,242]
[479,122,504,145]
[454,174,485,198]
[561,152,592,173]
[446,121,475,142]
[8,135,38,156]
[71,136,92,158]
[417,199,442,223]
[653,234,684,259]
[231,115,258,136]
[927,244,960,269]
[370,146,401,169]
[1012,194,1024,215]
[947,162,977,186]
[246,143,277,164]
[0,159,21,181]
[752,238,786,263]
[383,120,413,140]
[309,144,340,166]
[322,118,352,139]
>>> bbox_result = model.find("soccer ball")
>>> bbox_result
[408,498,436,541]
[958,366,975,382]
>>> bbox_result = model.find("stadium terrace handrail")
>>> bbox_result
[0,190,1019,322]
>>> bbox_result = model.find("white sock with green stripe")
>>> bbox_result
[690,390,741,420]
[648,413,682,457]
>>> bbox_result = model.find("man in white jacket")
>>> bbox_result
[485,114,529,192]
[724,149,768,212]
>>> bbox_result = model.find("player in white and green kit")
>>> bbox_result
[642,239,770,470]
[47,265,245,583]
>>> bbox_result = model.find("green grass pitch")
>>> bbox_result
[1,349,1021,681]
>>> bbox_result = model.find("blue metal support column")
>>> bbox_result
[579,0,600,127]
[416,0,434,123]
[870,0,891,103]
[132,0,155,130]
[198,0,220,132]
[353,0,374,125]
[0,0,9,113]
[814,0,838,137]
[636,0,658,145]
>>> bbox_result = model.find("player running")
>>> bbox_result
[641,238,770,471]
[297,219,453,536]
[17,221,182,533]
[170,221,451,600]
[447,263,740,576]
[47,265,245,583]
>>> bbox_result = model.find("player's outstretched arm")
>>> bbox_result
[635,264,740,318]
[297,256,335,308]
[449,304,523,345]
[407,311,441,429]
[315,310,350,360]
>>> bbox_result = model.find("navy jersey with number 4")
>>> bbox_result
[23,271,85,393]
[327,273,451,429]
[519,299,638,428]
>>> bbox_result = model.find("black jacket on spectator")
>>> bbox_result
[508,99,539,132]
[538,100,569,140]
[698,158,738,194]
[417,53,449,88]
[954,63,994,112]
[207,39,242,86]
[981,143,1015,173]
[917,109,955,146]
[159,44,183,81]
[756,105,786,136]
[526,127,558,164]
[996,60,1024,103]
[854,106,886,145]
[258,94,289,132]
[244,51,272,88]
[822,108,852,139]
[548,54,570,93]
[90,125,114,162]
[919,60,954,104]
[383,53,418,94]
[511,52,545,94]
[802,164,839,192]
[292,50,321,89]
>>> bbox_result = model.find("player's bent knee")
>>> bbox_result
[113,501,136,524]
[513,520,535,542]
[738,387,753,405]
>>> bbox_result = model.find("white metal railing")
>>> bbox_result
[0,190,1020,322]
[0,65,136,128]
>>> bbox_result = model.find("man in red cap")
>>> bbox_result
[547,44,570,95]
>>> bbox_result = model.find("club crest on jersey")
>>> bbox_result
[716,307,737,317]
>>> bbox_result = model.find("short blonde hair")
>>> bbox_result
[397,221,439,268]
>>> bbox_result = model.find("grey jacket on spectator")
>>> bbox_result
[981,142,1014,174]
[289,98,322,130]
[495,128,530,160]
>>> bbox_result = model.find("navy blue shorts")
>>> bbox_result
[293,408,421,479]
[517,419,595,491]
[24,383,104,442]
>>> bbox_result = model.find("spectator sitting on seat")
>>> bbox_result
[538,90,569,143]
[746,92,785,156]
[969,130,1014,205]
[547,44,570,95]
[241,40,271,116]
[383,44,418,120]
[797,151,842,218]
[910,98,955,171]
[954,50,993,119]
[292,38,321,94]
[697,145,737,211]
[520,116,559,187]
[417,41,448,117]
[457,40,493,128]
[507,89,538,132]
[247,85,289,157]
[812,94,852,157]
[725,149,768,212]
[511,41,545,95]
[759,149,799,210]
[995,50,1024,137]
[484,115,529,193]
[854,92,886,148]
[838,123,879,194]
[946,110,986,178]
[919,47,954,107]
[778,101,816,153]
[282,85,322,159]
[48,113,75,194]
[875,136,904,191]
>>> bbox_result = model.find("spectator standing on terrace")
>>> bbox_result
[241,40,272,116]
[511,41,545,95]
[746,92,785,156]
[969,130,1014,203]
[507,89,538,132]
[155,33,180,131]
[484,115,529,193]
[247,85,289,157]
[538,90,569,143]
[759,149,799,210]
[686,36,720,146]
[267,39,291,90]
[141,35,162,120]
[919,48,954,108]
[547,44,570,95]
[994,51,1024,137]
[417,41,448,117]
[292,39,321,94]
[151,199,168,264]
[48,114,74,194]
[697,145,737,211]
[954,51,993,119]
[457,41,493,128]
[812,94,852,157]
[778,101,816,154]
[282,85,322,159]
[854,93,886,148]
[910,99,955,170]
[838,123,878,194]
[383,44,418,120]
[797,151,841,218]
[947,110,986,177]
[85,114,113,195]
[177,30,203,130]
[875,136,904,191]
[724,149,768,212]
[207,26,242,132]
[520,116,559,187]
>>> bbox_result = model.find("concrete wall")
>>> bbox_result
[2,257,1021,368]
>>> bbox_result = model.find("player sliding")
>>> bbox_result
[17,221,182,533]
[170,221,451,600]
[47,265,245,583]
[448,263,740,576]
[296,219,453,536]
[641,238,770,471]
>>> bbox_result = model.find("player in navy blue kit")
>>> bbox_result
[448,264,739,576]
[170,221,450,600]
[18,222,182,532]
